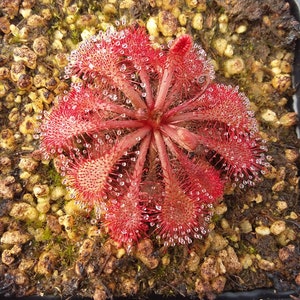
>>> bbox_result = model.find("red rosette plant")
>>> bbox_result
[39,25,267,247]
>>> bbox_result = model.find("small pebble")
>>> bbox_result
[276,201,288,211]
[271,74,291,92]
[260,109,278,123]
[32,36,49,56]
[192,13,204,31]
[146,17,159,37]
[213,38,227,56]
[235,24,247,34]
[158,11,177,37]
[240,254,253,269]
[35,250,58,275]
[255,225,270,236]
[13,45,37,69]
[9,202,39,221]
[240,220,252,234]
[258,259,275,271]
[279,112,297,127]
[270,220,286,235]
[1,230,31,244]
[187,251,200,272]
[223,57,245,76]
[135,239,159,269]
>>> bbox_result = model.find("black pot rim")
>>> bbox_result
[289,0,300,136]
[0,288,299,300]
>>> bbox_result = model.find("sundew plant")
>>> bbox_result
[39,24,267,247]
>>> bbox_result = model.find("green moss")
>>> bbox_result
[26,218,44,229]
[61,243,77,266]
[41,226,53,241]
[69,29,81,44]
[247,245,257,255]
[238,241,257,255]
[9,36,25,44]
[46,164,63,186]
[211,213,222,223]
